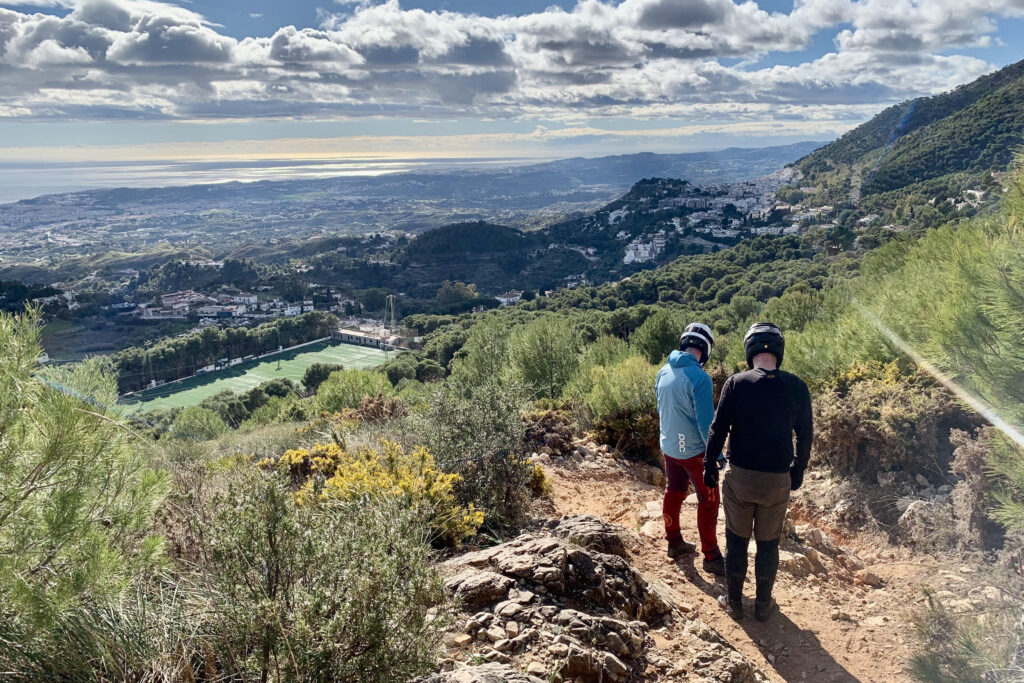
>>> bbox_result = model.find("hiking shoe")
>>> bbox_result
[717,594,744,620]
[703,555,726,576]
[754,598,777,622]
[667,540,697,558]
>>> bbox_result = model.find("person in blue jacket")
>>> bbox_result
[655,322,725,575]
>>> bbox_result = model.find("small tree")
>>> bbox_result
[630,309,684,365]
[448,315,512,387]
[506,316,582,399]
[303,362,345,393]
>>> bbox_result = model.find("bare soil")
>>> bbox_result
[539,455,966,682]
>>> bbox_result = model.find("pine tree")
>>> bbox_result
[0,309,167,674]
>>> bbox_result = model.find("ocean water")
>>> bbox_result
[0,156,527,204]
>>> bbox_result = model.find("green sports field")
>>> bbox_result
[120,341,389,414]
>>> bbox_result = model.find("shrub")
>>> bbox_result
[418,378,533,532]
[911,589,1023,683]
[259,377,298,398]
[353,393,406,424]
[200,388,250,428]
[523,409,576,457]
[585,356,661,464]
[985,432,1024,537]
[197,471,447,682]
[585,355,658,420]
[529,464,551,497]
[760,288,823,333]
[950,427,1006,551]
[506,316,582,399]
[562,335,633,407]
[447,316,511,388]
[171,404,227,440]
[0,310,168,677]
[812,362,980,484]
[241,393,312,428]
[314,368,393,413]
[382,353,418,386]
[630,309,685,365]
[261,439,481,546]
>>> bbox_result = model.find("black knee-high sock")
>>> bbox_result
[754,538,779,605]
[725,528,749,604]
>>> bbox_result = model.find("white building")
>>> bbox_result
[496,291,523,306]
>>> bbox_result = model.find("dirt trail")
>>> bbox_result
[540,455,958,683]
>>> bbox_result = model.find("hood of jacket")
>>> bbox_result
[668,349,701,368]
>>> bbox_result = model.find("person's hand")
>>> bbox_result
[790,468,804,491]
[703,463,719,489]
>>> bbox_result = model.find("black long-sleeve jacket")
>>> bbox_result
[703,367,814,475]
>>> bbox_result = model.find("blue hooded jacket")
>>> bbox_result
[656,350,715,460]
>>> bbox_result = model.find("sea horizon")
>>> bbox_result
[0,155,542,205]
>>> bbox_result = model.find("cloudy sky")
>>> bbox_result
[1,0,1023,166]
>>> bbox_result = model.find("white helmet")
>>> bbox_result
[679,322,715,366]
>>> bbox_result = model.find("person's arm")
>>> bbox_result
[692,372,714,450]
[790,378,814,489]
[703,376,733,472]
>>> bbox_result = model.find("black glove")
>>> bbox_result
[790,467,805,491]
[703,462,719,489]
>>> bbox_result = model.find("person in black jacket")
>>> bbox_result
[702,322,813,621]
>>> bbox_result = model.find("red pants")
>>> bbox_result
[663,453,721,560]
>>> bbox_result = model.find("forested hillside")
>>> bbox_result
[794,58,1024,200]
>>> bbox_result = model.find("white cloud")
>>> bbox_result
[0,0,1019,127]
[23,37,92,66]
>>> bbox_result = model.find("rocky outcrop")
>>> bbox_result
[434,515,765,682]
[446,516,669,621]
[543,515,629,558]
[415,663,545,683]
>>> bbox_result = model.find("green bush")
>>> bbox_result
[563,335,634,413]
[812,361,980,484]
[381,353,418,385]
[241,393,312,428]
[447,316,511,387]
[171,404,227,440]
[506,315,582,399]
[585,356,661,464]
[629,309,685,365]
[418,377,532,532]
[302,361,345,393]
[196,471,447,682]
[314,368,393,413]
[0,310,168,677]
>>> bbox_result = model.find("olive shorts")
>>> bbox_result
[722,463,791,542]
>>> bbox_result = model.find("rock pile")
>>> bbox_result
[430,515,765,682]
[523,410,577,458]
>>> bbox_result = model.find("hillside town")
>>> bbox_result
[618,168,825,264]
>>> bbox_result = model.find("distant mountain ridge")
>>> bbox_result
[794,59,1024,198]
[2,141,823,211]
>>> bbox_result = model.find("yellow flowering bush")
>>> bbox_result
[529,463,551,497]
[261,439,482,547]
